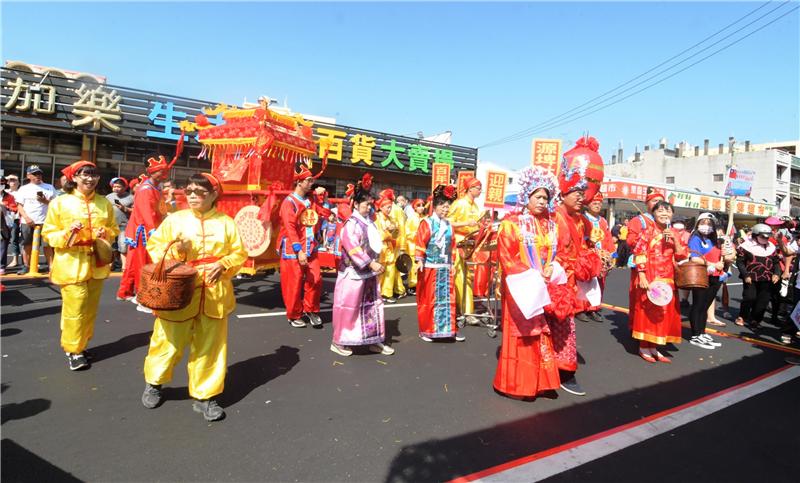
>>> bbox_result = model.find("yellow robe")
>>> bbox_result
[404,212,423,288]
[142,208,247,400]
[376,211,400,298]
[42,190,119,354]
[145,208,247,322]
[447,195,482,315]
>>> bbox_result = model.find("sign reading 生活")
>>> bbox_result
[431,163,451,192]
[531,138,562,176]
[0,66,478,175]
[724,168,756,197]
[484,171,507,209]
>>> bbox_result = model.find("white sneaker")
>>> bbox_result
[700,334,722,347]
[455,334,466,342]
[369,343,395,355]
[136,304,153,314]
[130,296,138,305]
[330,344,352,356]
[419,335,433,343]
[690,336,715,349]
[289,319,307,328]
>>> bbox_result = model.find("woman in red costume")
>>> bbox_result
[494,167,563,398]
[630,200,688,363]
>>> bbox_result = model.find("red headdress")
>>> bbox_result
[591,191,604,203]
[109,177,129,189]
[199,172,222,193]
[559,136,604,199]
[61,160,95,180]
[411,198,425,209]
[146,130,185,174]
[466,178,482,190]
[294,149,329,182]
[379,188,395,201]
[377,196,393,209]
[645,187,665,204]
[433,184,458,204]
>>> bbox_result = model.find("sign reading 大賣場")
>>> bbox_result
[724,168,755,197]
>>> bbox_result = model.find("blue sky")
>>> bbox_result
[3,1,798,169]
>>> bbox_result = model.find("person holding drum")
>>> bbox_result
[404,198,426,296]
[376,196,401,304]
[140,173,247,422]
[630,200,688,363]
[42,161,119,371]
[415,185,464,342]
[448,178,483,325]
[330,174,394,357]
[493,167,562,399]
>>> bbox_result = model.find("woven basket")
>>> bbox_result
[675,262,709,289]
[138,240,197,311]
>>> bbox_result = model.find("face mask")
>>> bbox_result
[698,225,713,235]
[673,223,685,230]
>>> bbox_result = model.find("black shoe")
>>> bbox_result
[574,313,592,323]
[306,312,322,327]
[560,377,586,396]
[407,288,416,295]
[588,312,604,322]
[141,383,162,409]
[66,352,89,371]
[193,399,225,421]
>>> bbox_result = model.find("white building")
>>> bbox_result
[604,138,800,216]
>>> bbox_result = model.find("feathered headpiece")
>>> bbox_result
[146,130,185,174]
[433,184,458,204]
[517,166,558,213]
[559,135,604,199]
[294,149,329,182]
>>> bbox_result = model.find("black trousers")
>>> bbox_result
[740,280,775,325]
[690,276,722,337]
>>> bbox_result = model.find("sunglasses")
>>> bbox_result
[185,188,210,197]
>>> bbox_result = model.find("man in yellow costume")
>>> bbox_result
[404,198,426,295]
[140,173,247,422]
[42,161,119,371]
[448,177,483,324]
[379,188,407,298]
[376,196,401,303]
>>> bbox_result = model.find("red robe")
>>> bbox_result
[630,224,687,345]
[625,214,656,321]
[117,179,163,299]
[552,206,600,372]
[580,213,615,312]
[414,215,457,338]
[493,212,561,397]
[278,192,331,319]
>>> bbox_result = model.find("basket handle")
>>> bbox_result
[150,239,182,284]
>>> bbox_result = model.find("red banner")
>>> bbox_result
[431,163,451,192]
[484,171,507,208]
[600,180,665,202]
[531,138,562,176]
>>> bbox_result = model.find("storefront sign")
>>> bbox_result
[1,66,478,175]
[531,138,562,176]
[724,168,755,197]
[484,171,507,209]
[431,163,451,191]
[600,180,665,202]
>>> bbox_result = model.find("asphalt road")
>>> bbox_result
[1,268,797,482]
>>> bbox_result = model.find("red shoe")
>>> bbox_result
[639,350,656,363]
[655,351,672,363]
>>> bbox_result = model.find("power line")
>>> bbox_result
[479,1,792,149]
[484,4,799,147]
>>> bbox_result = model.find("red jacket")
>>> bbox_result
[277,192,331,259]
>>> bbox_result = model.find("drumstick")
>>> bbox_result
[66,227,80,248]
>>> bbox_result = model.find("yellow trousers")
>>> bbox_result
[60,278,104,354]
[379,261,401,298]
[453,250,474,315]
[143,314,228,400]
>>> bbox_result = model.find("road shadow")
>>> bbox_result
[1,438,81,482]
[89,331,152,363]
[385,318,402,344]
[218,345,300,407]
[1,305,62,325]
[1,399,51,425]
[1,328,22,337]
[383,349,787,483]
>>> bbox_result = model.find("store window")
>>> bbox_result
[18,131,50,153]
[665,176,675,184]
[713,173,724,182]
